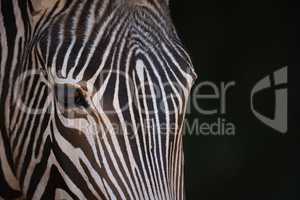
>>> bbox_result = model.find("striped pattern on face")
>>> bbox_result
[0,0,197,199]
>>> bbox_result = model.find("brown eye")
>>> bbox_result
[54,84,89,109]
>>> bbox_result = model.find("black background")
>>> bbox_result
[170,1,296,200]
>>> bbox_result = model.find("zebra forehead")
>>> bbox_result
[38,1,183,79]
[43,0,172,37]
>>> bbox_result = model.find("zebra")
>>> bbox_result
[0,0,197,199]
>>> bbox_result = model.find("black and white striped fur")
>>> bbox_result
[0,0,196,199]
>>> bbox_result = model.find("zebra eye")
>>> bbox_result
[54,84,89,109]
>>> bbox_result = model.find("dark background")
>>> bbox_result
[170,1,296,200]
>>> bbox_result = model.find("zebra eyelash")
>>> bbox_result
[54,83,90,109]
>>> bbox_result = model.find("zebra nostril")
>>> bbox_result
[54,83,90,109]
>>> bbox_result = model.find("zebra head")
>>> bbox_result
[1,0,197,199]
